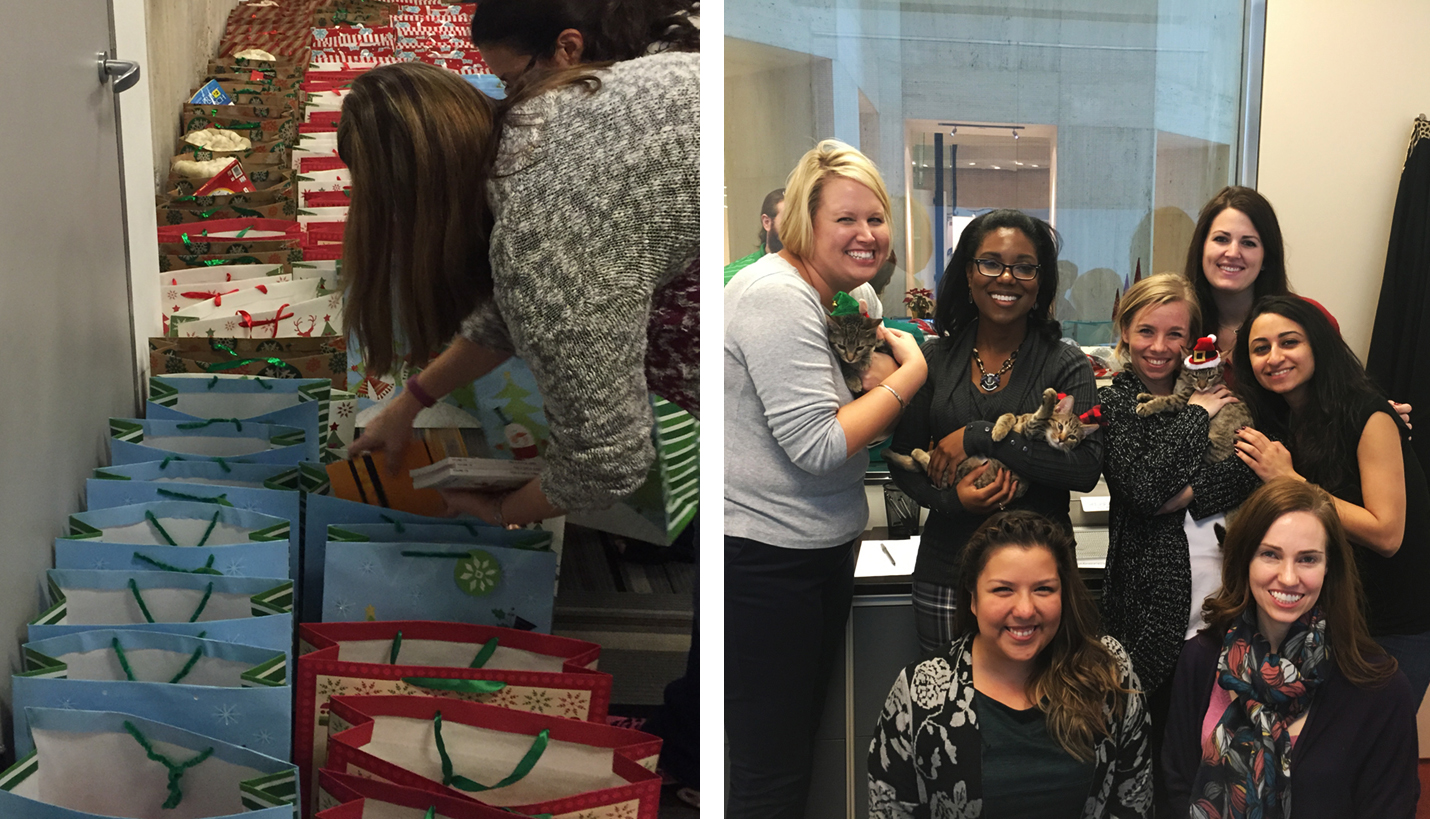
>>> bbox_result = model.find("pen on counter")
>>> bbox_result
[881,544,896,565]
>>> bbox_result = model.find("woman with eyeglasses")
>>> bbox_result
[888,209,1103,656]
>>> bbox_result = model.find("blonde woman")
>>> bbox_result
[725,139,926,818]
[868,512,1151,818]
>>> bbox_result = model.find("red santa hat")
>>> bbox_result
[1184,334,1221,370]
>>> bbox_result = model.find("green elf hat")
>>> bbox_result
[830,291,864,317]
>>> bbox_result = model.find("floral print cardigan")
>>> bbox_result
[867,634,1152,819]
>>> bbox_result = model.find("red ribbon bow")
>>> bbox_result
[181,288,240,305]
[236,303,292,338]
[1079,405,1105,427]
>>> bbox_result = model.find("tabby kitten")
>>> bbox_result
[828,313,890,393]
[886,388,1097,497]
[1134,345,1252,464]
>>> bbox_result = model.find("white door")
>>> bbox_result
[0,0,140,746]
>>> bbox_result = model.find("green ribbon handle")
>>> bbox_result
[127,579,214,624]
[389,630,403,664]
[111,635,202,683]
[144,510,178,546]
[133,553,223,576]
[404,677,506,695]
[200,255,260,266]
[155,487,233,507]
[424,809,436,819]
[432,711,547,793]
[177,418,243,431]
[470,637,498,668]
[194,510,222,547]
[204,355,302,377]
[122,720,214,810]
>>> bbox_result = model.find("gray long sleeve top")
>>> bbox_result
[459,52,699,514]
[888,322,1102,585]
[724,254,870,549]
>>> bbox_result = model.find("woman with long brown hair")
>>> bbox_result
[340,45,697,528]
[868,511,1150,818]
[1163,478,1417,818]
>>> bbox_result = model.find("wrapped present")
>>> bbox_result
[13,629,289,757]
[325,695,661,819]
[297,621,611,815]
[0,708,298,818]
[55,498,291,579]
[30,569,293,655]
[109,418,307,466]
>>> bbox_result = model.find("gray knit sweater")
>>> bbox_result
[724,254,870,549]
[459,52,699,514]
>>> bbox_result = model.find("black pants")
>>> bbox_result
[725,535,856,819]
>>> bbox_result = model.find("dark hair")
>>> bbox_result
[954,511,1125,761]
[1232,295,1388,493]
[933,209,1061,342]
[1202,478,1397,688]
[470,0,698,64]
[757,187,784,247]
[337,62,498,375]
[1183,186,1290,334]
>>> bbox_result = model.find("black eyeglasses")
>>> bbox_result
[972,258,1040,281]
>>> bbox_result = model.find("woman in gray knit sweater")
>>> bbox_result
[887,209,1104,656]
[340,50,697,529]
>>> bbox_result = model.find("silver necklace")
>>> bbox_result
[972,347,1017,392]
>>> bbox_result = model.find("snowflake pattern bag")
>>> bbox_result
[314,769,521,819]
[30,570,294,657]
[86,461,327,581]
[12,629,289,758]
[321,528,557,631]
[54,499,291,579]
[145,374,355,464]
[110,418,308,466]
[0,707,298,819]
[296,621,611,817]
[325,695,661,819]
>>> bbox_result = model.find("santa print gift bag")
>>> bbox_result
[12,629,290,758]
[296,620,611,814]
[324,695,661,819]
[314,769,521,818]
[0,708,298,819]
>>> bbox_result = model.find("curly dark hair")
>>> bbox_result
[933,209,1061,342]
[953,511,1125,761]
[470,0,699,63]
[1232,295,1390,494]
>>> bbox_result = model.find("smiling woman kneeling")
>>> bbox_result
[1163,478,1418,819]
[868,511,1152,818]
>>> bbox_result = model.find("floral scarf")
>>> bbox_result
[1189,607,1328,819]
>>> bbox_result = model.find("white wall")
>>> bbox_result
[1258,0,1430,359]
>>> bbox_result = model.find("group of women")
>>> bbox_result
[725,139,1427,817]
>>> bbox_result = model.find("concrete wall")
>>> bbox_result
[1257,0,1430,360]
[142,0,242,191]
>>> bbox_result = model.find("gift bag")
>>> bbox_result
[150,335,348,388]
[325,696,661,819]
[31,570,293,656]
[110,418,307,466]
[297,621,611,815]
[322,534,557,631]
[56,499,291,579]
[172,293,344,341]
[13,629,289,757]
[0,707,298,818]
[315,769,518,818]
[146,374,335,462]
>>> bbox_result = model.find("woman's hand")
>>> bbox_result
[1156,485,1194,515]
[349,392,422,476]
[860,352,899,392]
[956,461,1019,514]
[1235,427,1302,482]
[879,325,924,367]
[437,488,519,529]
[1391,400,1412,431]
[925,427,968,489]
[1187,385,1240,419]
